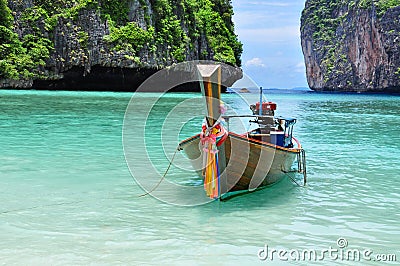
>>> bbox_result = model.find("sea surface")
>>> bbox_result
[0,89,399,265]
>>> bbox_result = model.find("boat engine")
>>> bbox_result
[250,102,276,135]
[250,102,276,116]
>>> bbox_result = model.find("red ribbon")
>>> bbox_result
[200,134,217,145]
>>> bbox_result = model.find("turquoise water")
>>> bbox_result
[1,90,399,265]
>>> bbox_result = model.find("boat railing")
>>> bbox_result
[222,115,274,120]
[221,115,274,133]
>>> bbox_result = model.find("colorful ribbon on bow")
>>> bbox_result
[200,118,228,199]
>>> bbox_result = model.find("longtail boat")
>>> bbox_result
[178,64,306,200]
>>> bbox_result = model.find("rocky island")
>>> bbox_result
[301,0,400,92]
[0,0,242,91]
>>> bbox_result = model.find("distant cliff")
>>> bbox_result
[301,0,400,92]
[0,0,242,91]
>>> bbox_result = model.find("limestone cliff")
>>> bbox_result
[301,0,400,92]
[0,0,242,91]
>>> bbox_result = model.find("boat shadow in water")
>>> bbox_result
[201,177,306,211]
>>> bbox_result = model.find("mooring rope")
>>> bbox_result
[0,200,84,215]
[285,171,305,187]
[282,149,307,187]
[139,147,179,197]
[1,148,180,214]
[301,149,307,185]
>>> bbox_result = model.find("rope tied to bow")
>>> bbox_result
[200,118,228,199]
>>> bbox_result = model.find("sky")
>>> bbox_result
[232,0,308,89]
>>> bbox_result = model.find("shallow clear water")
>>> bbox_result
[0,90,399,265]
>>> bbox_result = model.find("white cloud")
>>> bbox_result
[232,9,300,29]
[233,12,270,27]
[294,61,305,73]
[231,0,309,88]
[237,26,300,44]
[245,57,266,67]
[247,1,291,7]
[233,0,297,8]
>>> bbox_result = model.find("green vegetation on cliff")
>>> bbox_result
[302,0,400,44]
[0,0,52,80]
[102,0,242,65]
[358,0,400,17]
[301,0,400,91]
[0,0,12,28]
[374,0,400,16]
[302,0,400,60]
[0,0,242,84]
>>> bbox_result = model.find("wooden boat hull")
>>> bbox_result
[179,132,301,198]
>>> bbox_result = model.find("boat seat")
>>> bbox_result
[248,134,270,137]
[248,133,271,143]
